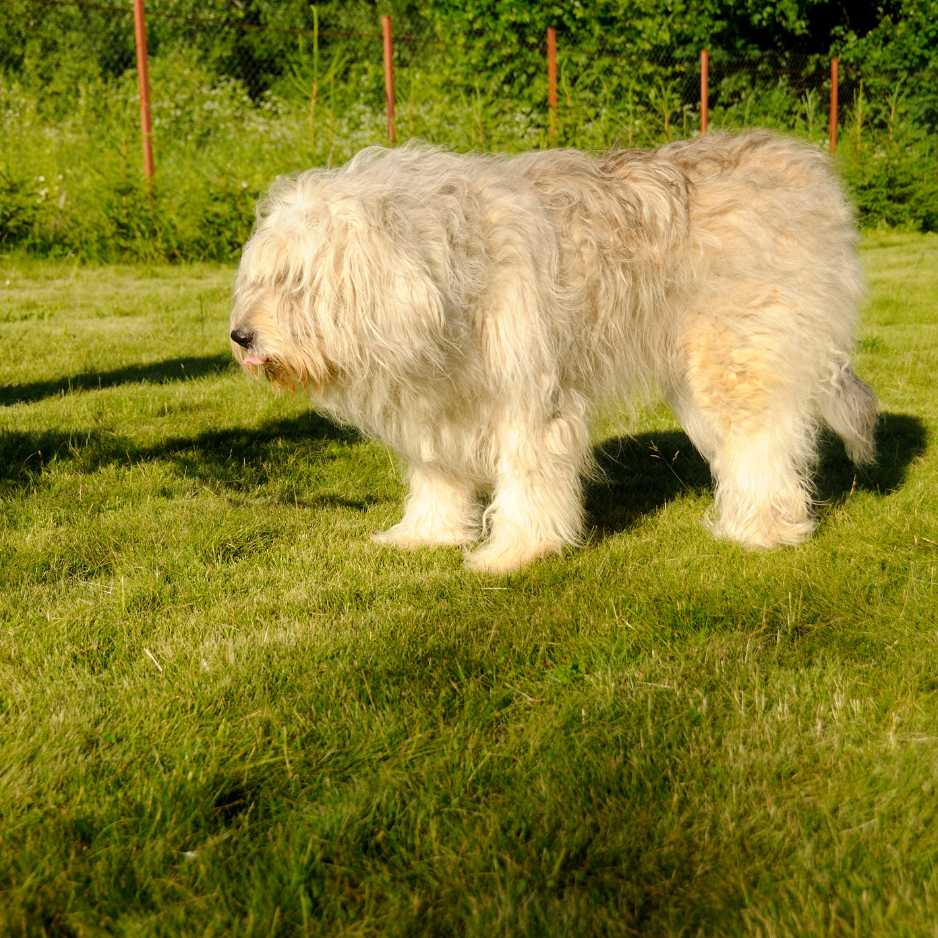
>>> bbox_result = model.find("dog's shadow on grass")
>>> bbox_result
[135,414,385,510]
[587,432,712,539]
[0,412,365,506]
[135,413,360,494]
[587,412,927,540]
[0,354,235,407]
[816,412,928,501]
[2,410,926,522]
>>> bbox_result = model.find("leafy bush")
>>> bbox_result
[0,171,38,247]
[838,121,938,231]
[1,0,937,259]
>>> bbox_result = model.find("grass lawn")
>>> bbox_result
[1,233,937,936]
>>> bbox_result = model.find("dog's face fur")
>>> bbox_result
[230,189,339,392]
[230,278,335,392]
[231,162,447,396]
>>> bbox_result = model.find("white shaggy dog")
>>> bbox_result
[230,131,877,573]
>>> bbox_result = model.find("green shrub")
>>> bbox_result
[0,171,38,247]
[2,0,937,260]
[838,133,938,232]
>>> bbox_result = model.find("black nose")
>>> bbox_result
[230,328,255,349]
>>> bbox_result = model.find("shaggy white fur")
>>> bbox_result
[230,131,878,573]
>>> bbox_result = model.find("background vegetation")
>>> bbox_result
[1,0,937,261]
[1,232,936,935]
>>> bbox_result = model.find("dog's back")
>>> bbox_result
[653,131,865,370]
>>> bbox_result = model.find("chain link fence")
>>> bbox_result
[9,0,897,169]
[2,0,935,258]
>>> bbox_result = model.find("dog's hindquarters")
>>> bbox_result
[671,300,822,548]
[664,132,875,547]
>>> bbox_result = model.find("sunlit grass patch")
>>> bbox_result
[0,235,936,935]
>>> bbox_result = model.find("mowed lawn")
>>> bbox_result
[1,233,936,937]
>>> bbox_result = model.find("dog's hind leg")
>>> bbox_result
[678,314,819,549]
[373,463,481,549]
[675,387,814,547]
[707,415,817,548]
[669,383,723,464]
[465,408,589,574]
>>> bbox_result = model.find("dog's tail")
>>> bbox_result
[819,363,878,465]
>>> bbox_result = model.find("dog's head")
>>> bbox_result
[229,172,341,392]
[231,160,447,394]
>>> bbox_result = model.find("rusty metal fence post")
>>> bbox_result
[132,0,155,181]
[829,57,839,153]
[382,15,396,145]
[700,48,709,134]
[547,26,558,143]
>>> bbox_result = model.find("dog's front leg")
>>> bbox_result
[465,414,587,574]
[373,463,481,549]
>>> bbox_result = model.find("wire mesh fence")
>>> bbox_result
[2,0,935,258]
[7,0,915,178]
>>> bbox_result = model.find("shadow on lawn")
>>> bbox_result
[0,412,359,497]
[1,410,926,523]
[133,413,363,499]
[586,412,927,539]
[0,354,234,406]
[587,431,712,539]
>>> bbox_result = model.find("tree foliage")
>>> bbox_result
[0,0,936,253]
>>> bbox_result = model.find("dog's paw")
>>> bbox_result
[705,506,815,549]
[372,523,476,550]
[463,539,561,574]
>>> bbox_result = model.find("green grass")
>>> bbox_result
[1,233,937,936]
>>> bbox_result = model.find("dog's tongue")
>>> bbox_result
[242,355,267,366]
